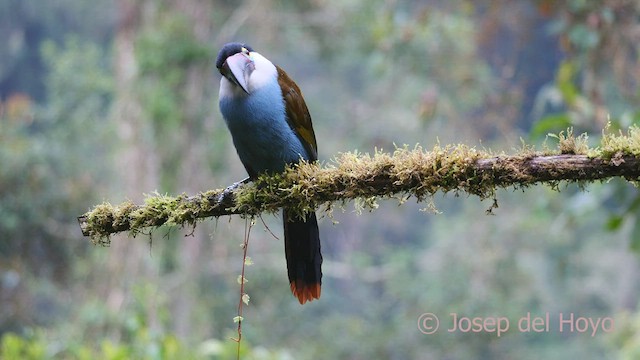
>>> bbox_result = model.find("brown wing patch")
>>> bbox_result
[276,66,318,161]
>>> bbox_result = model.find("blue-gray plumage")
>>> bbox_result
[219,79,311,175]
[216,42,322,304]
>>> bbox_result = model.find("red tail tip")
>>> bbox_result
[290,282,321,305]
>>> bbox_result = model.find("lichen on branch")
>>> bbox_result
[78,126,640,244]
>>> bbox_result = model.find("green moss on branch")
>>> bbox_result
[78,126,640,244]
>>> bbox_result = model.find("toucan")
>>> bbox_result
[216,42,322,304]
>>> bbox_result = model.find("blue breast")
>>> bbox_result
[219,80,310,176]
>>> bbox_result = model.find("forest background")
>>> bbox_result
[1,0,640,359]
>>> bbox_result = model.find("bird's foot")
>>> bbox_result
[224,177,251,194]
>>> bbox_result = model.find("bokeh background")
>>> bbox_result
[2,0,640,359]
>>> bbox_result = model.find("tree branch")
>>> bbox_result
[77,127,640,244]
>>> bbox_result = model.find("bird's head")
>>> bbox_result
[216,42,278,97]
[216,42,260,95]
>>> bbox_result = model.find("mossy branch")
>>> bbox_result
[78,126,640,245]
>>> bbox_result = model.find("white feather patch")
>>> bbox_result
[246,52,278,92]
[218,51,278,100]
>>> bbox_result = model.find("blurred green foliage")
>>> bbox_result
[1,0,639,359]
[0,36,113,315]
[135,14,213,192]
[531,0,640,266]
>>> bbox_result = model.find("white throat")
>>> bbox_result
[219,51,278,99]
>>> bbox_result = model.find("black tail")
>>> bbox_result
[283,210,322,304]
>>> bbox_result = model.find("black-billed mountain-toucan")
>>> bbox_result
[216,42,322,304]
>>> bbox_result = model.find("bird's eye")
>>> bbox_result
[241,47,249,55]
